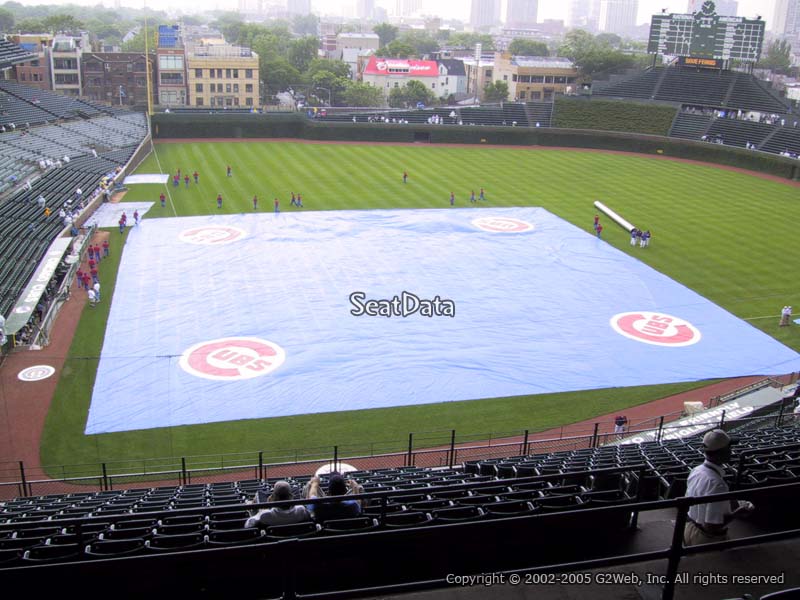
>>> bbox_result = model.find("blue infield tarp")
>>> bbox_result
[85,208,800,433]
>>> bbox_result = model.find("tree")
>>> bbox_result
[558,29,633,76]
[15,18,45,33]
[595,33,622,48]
[758,39,792,73]
[0,8,14,32]
[121,27,159,52]
[388,79,436,108]
[447,32,494,51]
[310,70,349,106]
[383,39,415,58]
[288,35,318,73]
[483,81,509,102]
[399,30,439,57]
[307,58,350,80]
[261,56,301,95]
[42,13,83,33]
[342,82,383,107]
[292,13,319,36]
[373,22,398,48]
[508,38,548,57]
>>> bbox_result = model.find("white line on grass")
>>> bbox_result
[151,143,178,217]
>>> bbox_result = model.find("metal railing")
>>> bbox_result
[2,406,796,501]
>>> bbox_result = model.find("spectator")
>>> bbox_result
[614,415,627,434]
[244,481,309,528]
[305,473,364,522]
[683,429,754,546]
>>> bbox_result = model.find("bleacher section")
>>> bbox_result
[0,81,109,127]
[0,84,148,320]
[0,39,36,70]
[592,67,665,100]
[595,66,792,116]
[729,72,791,114]
[760,127,800,156]
[0,423,796,583]
[526,101,553,127]
[669,111,713,140]
[705,118,776,149]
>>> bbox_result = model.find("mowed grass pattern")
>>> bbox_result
[42,141,800,469]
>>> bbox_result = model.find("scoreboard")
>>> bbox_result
[647,4,764,63]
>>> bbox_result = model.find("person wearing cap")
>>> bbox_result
[305,473,363,523]
[244,480,309,528]
[683,429,754,546]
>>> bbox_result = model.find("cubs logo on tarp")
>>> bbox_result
[18,365,55,382]
[472,217,534,233]
[178,226,246,245]
[179,337,286,381]
[610,312,701,347]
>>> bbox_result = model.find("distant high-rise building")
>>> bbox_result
[357,0,376,20]
[774,0,800,35]
[686,0,737,15]
[395,0,423,17]
[506,0,538,26]
[471,0,501,29]
[597,0,637,35]
[567,0,600,30]
[286,0,311,16]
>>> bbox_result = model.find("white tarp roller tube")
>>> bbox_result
[594,200,635,232]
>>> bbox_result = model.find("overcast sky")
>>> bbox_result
[15,0,778,30]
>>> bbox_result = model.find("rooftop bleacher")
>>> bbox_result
[0,39,36,70]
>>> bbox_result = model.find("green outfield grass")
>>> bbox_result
[41,140,800,471]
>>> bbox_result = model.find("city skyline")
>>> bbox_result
[7,0,777,28]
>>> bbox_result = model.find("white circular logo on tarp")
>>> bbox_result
[14,306,32,314]
[18,365,56,381]
[179,337,286,381]
[178,226,246,245]
[472,217,534,233]
[610,312,701,347]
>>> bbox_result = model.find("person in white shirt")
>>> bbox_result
[244,481,309,528]
[683,429,754,546]
[87,288,97,307]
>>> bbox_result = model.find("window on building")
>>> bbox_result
[54,73,79,85]
[245,69,253,78]
[33,73,40,82]
[195,68,203,78]
[431,82,436,89]
[209,83,215,92]
[226,69,231,78]
[503,74,508,81]
[512,74,517,82]
[31,60,39,67]
[160,72,184,85]
[210,69,215,78]
[136,78,145,86]
[246,97,253,106]
[485,70,492,78]
[245,83,253,93]
[217,69,222,78]
[196,83,203,93]
[20,73,25,81]
[196,97,204,106]
[234,97,239,106]
[225,97,233,106]
[519,91,526,99]
[127,64,133,72]
[530,91,541,100]
[531,75,544,83]
[135,62,145,71]
[233,83,239,93]
[233,69,238,78]
[446,77,449,84]
[394,82,399,88]
[554,76,567,84]
[158,55,184,70]
[226,83,231,93]
[85,61,102,72]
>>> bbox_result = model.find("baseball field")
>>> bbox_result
[39,140,800,472]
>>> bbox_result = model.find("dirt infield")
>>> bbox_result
[1,138,796,487]
[153,137,800,188]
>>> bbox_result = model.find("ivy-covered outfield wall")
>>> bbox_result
[150,113,800,181]
[552,97,678,136]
